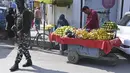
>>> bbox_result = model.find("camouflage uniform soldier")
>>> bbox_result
[10,0,34,72]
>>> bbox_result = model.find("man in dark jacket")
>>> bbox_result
[10,0,34,72]
[6,8,15,39]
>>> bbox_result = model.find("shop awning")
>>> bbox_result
[34,0,40,2]
[39,0,54,4]
[38,0,73,7]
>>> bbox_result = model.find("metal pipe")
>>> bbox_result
[43,3,46,49]
[106,9,110,21]
[120,0,124,19]
[80,0,83,28]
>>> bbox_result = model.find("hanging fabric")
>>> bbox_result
[54,0,73,7]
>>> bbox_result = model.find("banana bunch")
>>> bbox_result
[96,28,111,40]
[75,29,89,39]
[82,30,89,39]
[107,33,115,39]
[75,29,83,38]
[87,28,113,40]
[88,29,98,40]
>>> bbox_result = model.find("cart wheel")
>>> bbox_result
[68,51,79,64]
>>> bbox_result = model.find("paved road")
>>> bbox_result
[0,40,130,73]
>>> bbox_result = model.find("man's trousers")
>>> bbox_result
[15,43,31,63]
[14,32,31,63]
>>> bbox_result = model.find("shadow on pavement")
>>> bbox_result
[0,30,7,40]
[0,40,14,59]
[31,48,68,57]
[19,65,68,73]
[74,58,130,73]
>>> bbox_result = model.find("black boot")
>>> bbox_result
[23,59,32,67]
[10,62,19,72]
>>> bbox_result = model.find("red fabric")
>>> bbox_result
[31,19,34,28]
[49,33,122,54]
[86,9,99,30]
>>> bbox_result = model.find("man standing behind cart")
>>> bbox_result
[82,6,99,31]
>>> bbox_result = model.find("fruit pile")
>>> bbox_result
[102,21,119,31]
[52,26,115,40]
[45,24,55,30]
[88,29,98,40]
[75,29,89,39]
[96,28,113,40]
[53,26,75,37]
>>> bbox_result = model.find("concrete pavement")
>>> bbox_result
[0,40,130,73]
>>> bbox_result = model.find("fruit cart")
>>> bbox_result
[49,33,122,65]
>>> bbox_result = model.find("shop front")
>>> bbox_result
[81,0,118,28]
[45,0,119,29]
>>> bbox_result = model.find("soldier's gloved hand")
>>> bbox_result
[17,31,21,37]
[11,25,17,31]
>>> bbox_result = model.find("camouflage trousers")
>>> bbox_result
[15,43,31,63]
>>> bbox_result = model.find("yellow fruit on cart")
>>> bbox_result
[45,24,55,30]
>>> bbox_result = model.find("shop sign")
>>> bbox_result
[102,0,115,9]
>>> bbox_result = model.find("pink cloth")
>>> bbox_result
[86,9,99,30]
[31,19,34,28]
